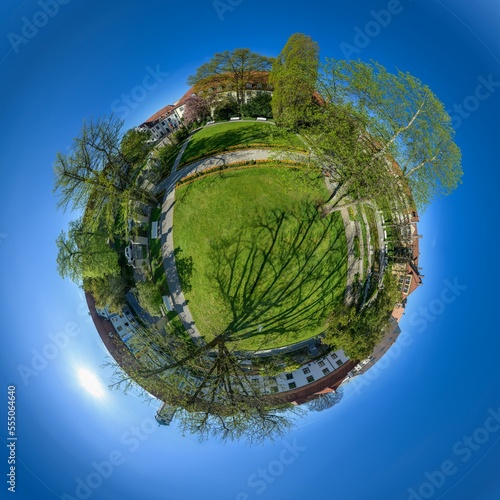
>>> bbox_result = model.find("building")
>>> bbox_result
[391,210,424,321]
[137,88,194,142]
[137,71,274,143]
[156,403,176,426]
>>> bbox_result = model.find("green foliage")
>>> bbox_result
[120,128,152,166]
[56,218,120,283]
[241,92,273,118]
[324,273,400,359]
[213,96,240,121]
[172,126,190,143]
[269,33,320,129]
[84,273,128,314]
[319,58,463,209]
[135,281,163,316]
[53,116,157,236]
[155,143,180,179]
[187,48,274,112]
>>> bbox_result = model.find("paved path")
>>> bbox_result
[339,208,364,306]
[159,148,308,346]
[361,207,373,271]
[156,148,307,194]
[324,177,365,307]
[170,135,192,174]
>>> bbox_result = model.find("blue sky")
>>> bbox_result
[1,0,500,499]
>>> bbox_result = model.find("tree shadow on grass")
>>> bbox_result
[174,247,194,293]
[183,125,274,164]
[207,202,348,350]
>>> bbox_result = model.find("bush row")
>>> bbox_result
[179,143,307,168]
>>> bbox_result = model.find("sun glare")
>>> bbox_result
[77,368,106,399]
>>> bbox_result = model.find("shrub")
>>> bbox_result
[241,92,273,118]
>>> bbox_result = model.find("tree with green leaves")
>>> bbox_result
[56,218,120,282]
[119,128,152,166]
[84,273,129,314]
[241,91,273,118]
[269,33,320,129]
[187,49,274,113]
[135,281,163,317]
[53,116,158,234]
[324,272,400,359]
[315,59,462,210]
[213,95,239,121]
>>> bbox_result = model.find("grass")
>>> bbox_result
[178,122,305,168]
[173,165,348,351]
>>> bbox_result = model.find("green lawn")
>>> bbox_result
[179,122,305,168]
[173,165,348,351]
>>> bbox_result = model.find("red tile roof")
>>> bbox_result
[142,105,176,126]
[141,87,195,126]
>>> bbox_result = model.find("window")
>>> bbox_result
[286,373,294,380]
[271,386,278,393]
[124,322,129,327]
[336,360,343,367]
[318,361,325,367]
[288,382,296,389]
[322,368,330,375]
[117,326,123,332]
[306,375,314,383]
[331,353,338,359]
[303,367,311,374]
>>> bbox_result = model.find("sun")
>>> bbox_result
[77,368,106,399]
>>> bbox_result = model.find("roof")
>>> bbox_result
[142,105,175,126]
[174,87,196,107]
[141,87,195,126]
[276,359,358,405]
